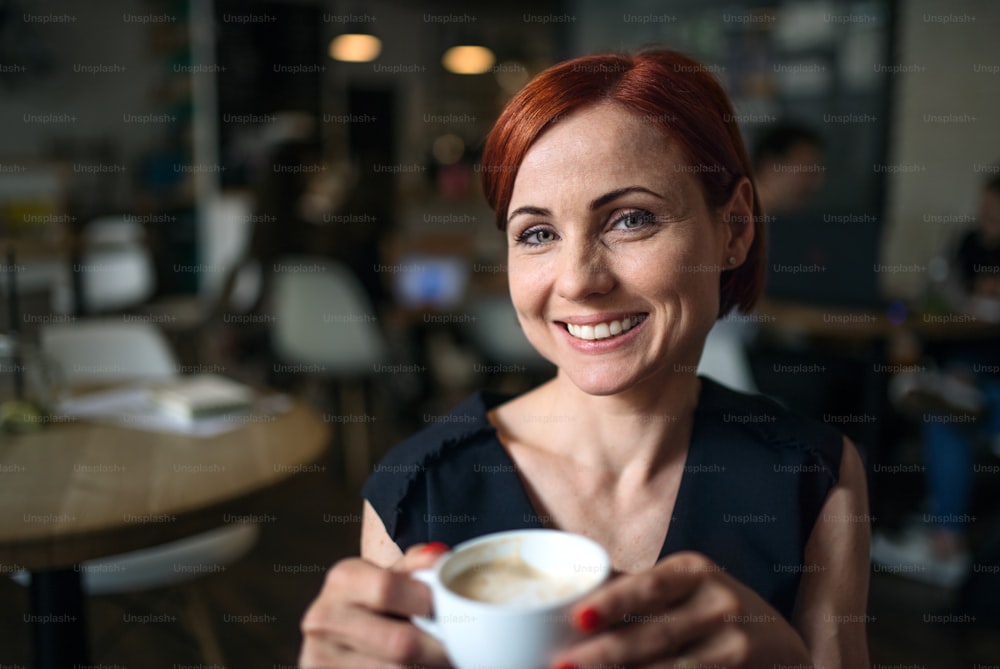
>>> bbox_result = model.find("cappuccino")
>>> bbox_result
[447,554,590,606]
[411,529,611,669]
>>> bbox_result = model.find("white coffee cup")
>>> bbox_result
[411,529,611,669]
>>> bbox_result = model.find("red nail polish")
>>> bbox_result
[418,542,449,554]
[574,607,601,632]
[551,663,575,669]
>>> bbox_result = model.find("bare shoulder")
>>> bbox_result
[793,436,871,668]
[814,436,870,551]
[360,499,403,568]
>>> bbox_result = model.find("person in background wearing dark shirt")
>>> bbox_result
[957,175,1000,299]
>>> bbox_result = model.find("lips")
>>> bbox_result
[562,314,648,341]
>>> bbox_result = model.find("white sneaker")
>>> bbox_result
[870,529,970,588]
[888,370,985,418]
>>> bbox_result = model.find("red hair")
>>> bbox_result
[480,50,765,316]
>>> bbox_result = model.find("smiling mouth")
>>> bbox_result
[563,314,648,341]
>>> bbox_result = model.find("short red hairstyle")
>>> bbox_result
[480,49,765,316]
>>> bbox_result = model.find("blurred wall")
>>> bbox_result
[0,0,163,208]
[881,0,1000,299]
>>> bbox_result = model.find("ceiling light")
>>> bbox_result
[442,45,495,75]
[329,34,382,63]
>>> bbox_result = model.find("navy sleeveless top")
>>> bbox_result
[363,377,845,621]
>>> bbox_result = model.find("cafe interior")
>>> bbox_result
[1,0,999,666]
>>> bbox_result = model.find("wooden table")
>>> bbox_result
[0,398,329,668]
[755,297,1000,343]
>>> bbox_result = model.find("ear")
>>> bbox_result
[718,177,755,268]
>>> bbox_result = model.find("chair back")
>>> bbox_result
[467,296,549,369]
[41,319,177,383]
[51,217,157,314]
[78,247,156,313]
[83,216,146,246]
[271,257,387,376]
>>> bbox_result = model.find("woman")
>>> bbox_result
[300,49,870,668]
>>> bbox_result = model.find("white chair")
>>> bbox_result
[271,258,388,374]
[41,319,178,383]
[77,247,156,313]
[466,295,550,371]
[140,192,262,356]
[82,216,147,246]
[51,217,156,315]
[271,257,389,485]
[138,256,265,366]
[12,319,258,664]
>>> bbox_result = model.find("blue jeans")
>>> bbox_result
[923,377,1000,533]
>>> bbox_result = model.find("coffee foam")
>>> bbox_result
[446,553,592,606]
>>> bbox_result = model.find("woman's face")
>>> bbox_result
[506,103,752,397]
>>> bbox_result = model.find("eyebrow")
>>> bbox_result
[506,185,665,225]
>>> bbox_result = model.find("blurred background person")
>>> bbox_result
[698,120,827,395]
[752,121,826,217]
[956,174,1000,302]
[877,174,1000,587]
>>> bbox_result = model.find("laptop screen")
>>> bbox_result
[392,255,469,309]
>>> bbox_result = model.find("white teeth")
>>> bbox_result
[565,315,645,341]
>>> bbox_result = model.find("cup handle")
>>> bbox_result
[410,568,443,641]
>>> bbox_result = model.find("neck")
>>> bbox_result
[537,371,701,483]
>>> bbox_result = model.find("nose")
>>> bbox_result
[554,238,615,302]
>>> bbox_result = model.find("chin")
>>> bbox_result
[563,357,694,398]
[561,366,643,397]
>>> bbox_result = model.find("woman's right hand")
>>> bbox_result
[299,542,452,668]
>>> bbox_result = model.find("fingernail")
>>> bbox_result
[574,607,601,632]
[551,663,575,669]
[418,542,449,555]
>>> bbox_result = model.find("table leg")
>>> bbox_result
[28,568,89,669]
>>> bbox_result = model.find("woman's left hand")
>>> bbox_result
[549,551,811,669]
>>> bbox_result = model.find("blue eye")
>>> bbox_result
[612,210,656,230]
[515,227,557,246]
